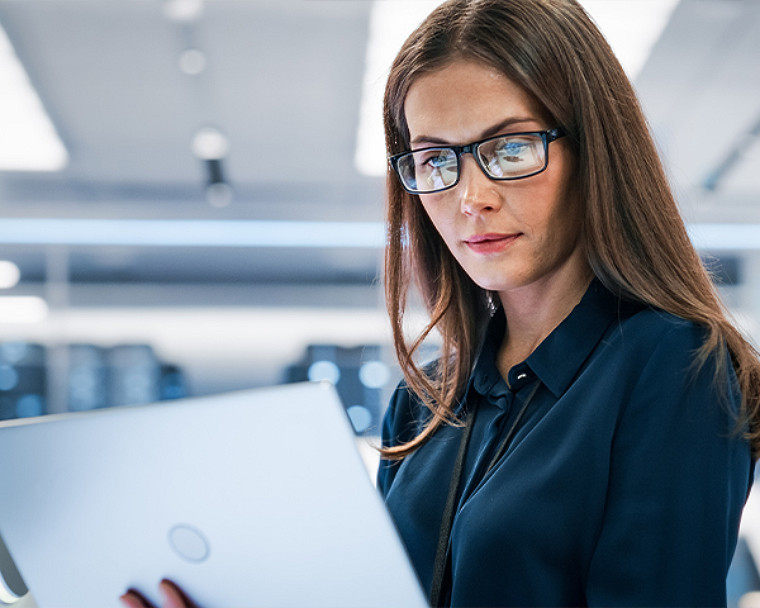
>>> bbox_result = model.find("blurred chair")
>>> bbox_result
[285,344,392,436]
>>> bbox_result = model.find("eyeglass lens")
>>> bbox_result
[396,133,547,193]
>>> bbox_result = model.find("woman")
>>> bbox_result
[377,0,759,606]
[122,1,758,607]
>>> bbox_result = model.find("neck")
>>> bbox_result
[496,260,594,378]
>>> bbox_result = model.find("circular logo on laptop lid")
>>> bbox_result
[168,524,210,563]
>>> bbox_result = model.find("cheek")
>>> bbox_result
[419,197,455,241]
[545,197,584,256]
[533,174,581,234]
[515,186,563,235]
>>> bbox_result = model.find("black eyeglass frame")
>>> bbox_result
[389,127,566,195]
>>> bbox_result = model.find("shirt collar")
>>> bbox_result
[471,309,507,397]
[471,279,639,399]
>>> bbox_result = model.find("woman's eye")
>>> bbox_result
[497,141,529,161]
[422,153,453,169]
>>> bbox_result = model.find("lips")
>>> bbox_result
[464,232,520,254]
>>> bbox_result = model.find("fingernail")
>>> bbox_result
[159,579,179,597]
[159,579,193,608]
[159,579,177,592]
[121,589,150,608]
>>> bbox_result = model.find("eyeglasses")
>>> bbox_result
[389,128,566,194]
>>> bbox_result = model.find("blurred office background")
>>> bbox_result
[0,0,759,604]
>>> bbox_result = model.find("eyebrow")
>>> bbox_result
[410,117,538,147]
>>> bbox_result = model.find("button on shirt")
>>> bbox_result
[378,280,754,607]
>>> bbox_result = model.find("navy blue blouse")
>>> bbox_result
[378,280,754,607]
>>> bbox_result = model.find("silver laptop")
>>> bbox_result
[0,382,425,608]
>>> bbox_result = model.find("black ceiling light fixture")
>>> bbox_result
[163,0,233,208]
[192,127,233,208]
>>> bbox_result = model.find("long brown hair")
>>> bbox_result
[381,0,760,459]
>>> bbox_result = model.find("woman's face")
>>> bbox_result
[404,60,588,300]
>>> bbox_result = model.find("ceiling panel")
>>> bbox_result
[635,0,760,223]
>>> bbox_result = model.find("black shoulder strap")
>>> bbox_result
[429,410,475,608]
[428,379,540,607]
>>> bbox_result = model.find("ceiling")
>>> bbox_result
[634,0,760,225]
[0,0,385,302]
[0,0,758,306]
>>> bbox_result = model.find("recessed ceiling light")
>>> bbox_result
[163,0,204,23]
[0,25,68,172]
[579,0,679,79]
[354,1,441,178]
[0,261,21,289]
[178,49,207,76]
[192,127,229,160]
[687,224,760,252]
[0,297,47,325]
[0,218,386,249]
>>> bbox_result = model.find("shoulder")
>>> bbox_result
[594,305,748,466]
[381,356,448,445]
[605,306,740,426]
[381,378,430,450]
[561,281,710,381]
[607,304,709,360]
[377,378,431,495]
[591,303,734,411]
[583,279,706,352]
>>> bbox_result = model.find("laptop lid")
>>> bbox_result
[0,382,425,608]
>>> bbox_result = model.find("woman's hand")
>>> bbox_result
[120,579,199,608]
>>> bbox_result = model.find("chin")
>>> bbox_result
[471,277,513,293]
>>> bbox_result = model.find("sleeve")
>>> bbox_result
[376,381,421,498]
[585,322,754,607]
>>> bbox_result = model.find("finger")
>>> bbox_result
[120,588,157,608]
[159,579,199,608]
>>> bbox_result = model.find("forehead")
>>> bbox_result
[404,60,545,142]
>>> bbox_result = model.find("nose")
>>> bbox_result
[458,154,502,215]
